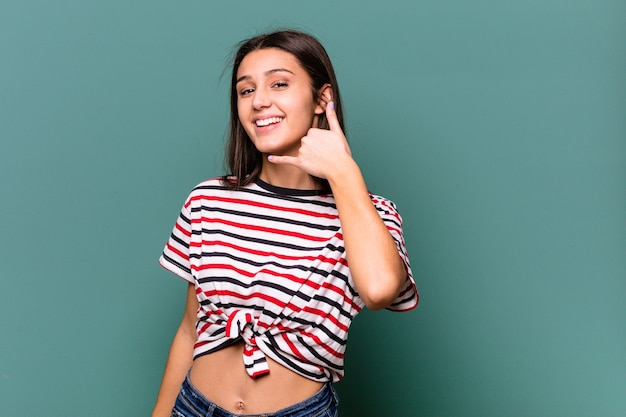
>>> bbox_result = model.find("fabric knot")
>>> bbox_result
[225,310,269,378]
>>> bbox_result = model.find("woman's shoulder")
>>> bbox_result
[192,176,229,189]
[192,176,257,191]
[368,192,399,211]
[186,176,259,200]
[180,177,229,202]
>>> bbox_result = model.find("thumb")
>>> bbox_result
[325,101,341,133]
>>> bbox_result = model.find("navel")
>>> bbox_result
[235,401,246,411]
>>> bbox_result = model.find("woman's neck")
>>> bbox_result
[259,160,321,190]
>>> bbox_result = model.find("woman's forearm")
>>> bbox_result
[328,160,406,310]
[152,284,198,417]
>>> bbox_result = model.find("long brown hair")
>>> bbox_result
[222,30,345,190]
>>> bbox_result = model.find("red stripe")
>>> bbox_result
[200,217,335,243]
[386,225,402,237]
[282,333,307,361]
[199,322,219,335]
[193,263,320,290]
[225,309,240,337]
[371,197,402,221]
[190,194,338,220]
[190,239,349,269]
[175,221,191,237]
[284,301,303,315]
[298,330,344,359]
[302,306,349,332]
[191,239,345,266]
[251,369,270,378]
[194,340,209,349]
[242,346,256,357]
[318,282,362,312]
[276,324,343,359]
[201,289,288,309]
[165,242,188,261]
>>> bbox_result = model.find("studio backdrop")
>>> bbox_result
[1,1,624,416]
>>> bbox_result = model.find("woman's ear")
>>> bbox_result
[314,84,333,115]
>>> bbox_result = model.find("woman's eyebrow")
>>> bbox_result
[236,68,295,84]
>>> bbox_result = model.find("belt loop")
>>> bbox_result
[204,402,216,417]
[329,383,340,405]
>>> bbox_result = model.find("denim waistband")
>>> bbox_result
[172,372,339,417]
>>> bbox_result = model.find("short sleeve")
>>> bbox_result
[158,195,194,284]
[371,195,419,311]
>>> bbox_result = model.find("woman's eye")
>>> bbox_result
[239,88,254,97]
[273,81,288,88]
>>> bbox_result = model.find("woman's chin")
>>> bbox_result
[254,143,299,157]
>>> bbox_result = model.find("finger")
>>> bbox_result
[267,154,298,166]
[325,101,342,133]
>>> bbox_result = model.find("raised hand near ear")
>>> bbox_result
[268,102,353,180]
[271,101,406,310]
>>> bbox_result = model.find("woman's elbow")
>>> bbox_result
[359,276,405,311]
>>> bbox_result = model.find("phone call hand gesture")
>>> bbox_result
[268,102,353,181]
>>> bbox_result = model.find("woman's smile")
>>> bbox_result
[254,116,284,128]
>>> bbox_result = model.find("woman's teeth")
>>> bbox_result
[255,117,283,127]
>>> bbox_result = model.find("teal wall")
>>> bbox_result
[1,1,624,416]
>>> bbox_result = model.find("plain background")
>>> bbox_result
[1,0,624,416]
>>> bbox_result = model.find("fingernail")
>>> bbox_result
[329,101,334,110]
[267,155,273,162]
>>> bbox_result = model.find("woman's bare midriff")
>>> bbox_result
[188,341,324,414]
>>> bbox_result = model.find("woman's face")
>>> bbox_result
[236,48,325,157]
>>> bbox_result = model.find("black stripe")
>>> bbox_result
[198,276,298,298]
[193,228,331,252]
[389,293,416,309]
[192,205,340,232]
[277,314,347,346]
[295,334,344,371]
[328,270,359,298]
[244,357,268,369]
[179,211,191,225]
[263,338,329,380]
[161,253,191,275]
[169,233,189,250]
[194,183,337,210]
[194,250,343,278]
[310,294,355,322]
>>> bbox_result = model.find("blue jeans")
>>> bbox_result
[171,373,339,417]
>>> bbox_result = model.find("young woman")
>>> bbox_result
[152,30,418,417]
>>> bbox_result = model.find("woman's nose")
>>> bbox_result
[252,87,271,110]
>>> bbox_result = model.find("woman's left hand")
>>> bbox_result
[268,102,352,180]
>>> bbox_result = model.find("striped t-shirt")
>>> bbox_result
[159,177,418,382]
